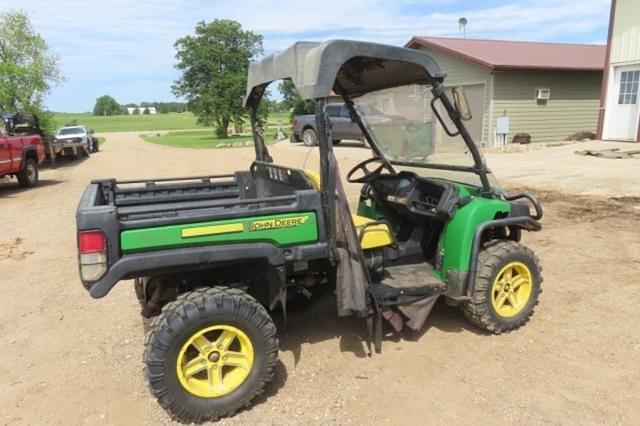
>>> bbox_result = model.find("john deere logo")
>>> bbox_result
[250,216,309,232]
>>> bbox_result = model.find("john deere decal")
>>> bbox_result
[250,215,309,232]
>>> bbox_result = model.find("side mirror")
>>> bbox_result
[452,86,472,121]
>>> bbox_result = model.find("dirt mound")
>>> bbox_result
[0,237,34,261]
[506,187,640,225]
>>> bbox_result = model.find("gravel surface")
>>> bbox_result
[1,134,639,425]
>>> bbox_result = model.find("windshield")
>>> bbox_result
[353,84,495,187]
[58,127,85,136]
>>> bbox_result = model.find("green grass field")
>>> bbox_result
[53,112,291,133]
[140,129,281,149]
[53,112,203,132]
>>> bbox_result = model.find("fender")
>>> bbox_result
[20,147,38,170]
[464,199,543,296]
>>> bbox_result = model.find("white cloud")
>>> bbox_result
[0,0,610,111]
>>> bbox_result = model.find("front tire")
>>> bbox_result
[17,158,38,188]
[144,287,278,423]
[462,240,542,334]
[302,128,318,146]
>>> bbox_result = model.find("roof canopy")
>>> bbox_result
[244,39,445,107]
[406,36,605,71]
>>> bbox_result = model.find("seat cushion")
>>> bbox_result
[304,169,321,190]
[352,215,394,250]
[304,170,393,250]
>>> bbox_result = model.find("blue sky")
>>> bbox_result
[1,0,611,112]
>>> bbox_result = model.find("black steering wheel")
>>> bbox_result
[347,157,390,183]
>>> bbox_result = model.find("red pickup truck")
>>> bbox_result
[0,113,46,188]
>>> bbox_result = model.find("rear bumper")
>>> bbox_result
[83,241,328,298]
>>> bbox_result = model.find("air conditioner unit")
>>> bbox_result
[535,88,551,100]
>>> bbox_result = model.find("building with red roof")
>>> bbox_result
[406,36,605,144]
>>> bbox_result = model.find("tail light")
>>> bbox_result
[78,230,107,281]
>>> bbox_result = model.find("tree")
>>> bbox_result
[93,95,122,116]
[0,11,61,125]
[172,19,263,138]
[255,90,271,126]
[278,79,314,117]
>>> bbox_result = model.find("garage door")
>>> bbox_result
[435,83,485,144]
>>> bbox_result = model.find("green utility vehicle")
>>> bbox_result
[76,40,543,423]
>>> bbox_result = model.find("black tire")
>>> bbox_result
[332,139,341,145]
[302,128,318,146]
[144,287,278,423]
[17,158,38,188]
[134,278,145,307]
[462,240,542,334]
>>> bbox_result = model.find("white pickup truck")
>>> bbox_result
[55,126,99,153]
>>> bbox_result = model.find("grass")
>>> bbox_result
[53,112,203,132]
[140,129,280,149]
[53,112,292,133]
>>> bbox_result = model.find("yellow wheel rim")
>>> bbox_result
[491,261,533,318]
[176,325,254,398]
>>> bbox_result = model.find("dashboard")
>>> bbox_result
[370,171,459,220]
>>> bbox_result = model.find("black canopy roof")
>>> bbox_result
[244,39,445,107]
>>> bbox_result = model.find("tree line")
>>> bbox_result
[2,11,313,138]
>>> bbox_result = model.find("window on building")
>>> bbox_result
[618,70,639,105]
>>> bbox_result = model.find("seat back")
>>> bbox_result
[251,161,317,197]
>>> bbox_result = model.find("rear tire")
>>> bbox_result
[134,278,146,307]
[462,240,542,334]
[302,128,318,146]
[17,158,38,188]
[144,287,278,423]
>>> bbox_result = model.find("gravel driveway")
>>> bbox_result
[1,134,638,425]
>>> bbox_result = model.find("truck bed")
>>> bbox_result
[87,167,314,226]
[76,162,329,297]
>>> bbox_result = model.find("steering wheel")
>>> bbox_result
[347,157,389,183]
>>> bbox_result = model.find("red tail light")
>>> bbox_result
[78,230,107,281]
[79,230,106,253]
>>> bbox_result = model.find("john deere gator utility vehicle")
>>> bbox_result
[76,40,543,423]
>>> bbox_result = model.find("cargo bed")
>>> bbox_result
[76,162,329,297]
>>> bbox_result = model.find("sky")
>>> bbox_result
[0,0,612,112]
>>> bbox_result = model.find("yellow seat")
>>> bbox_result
[352,215,394,250]
[304,169,321,190]
[304,170,394,250]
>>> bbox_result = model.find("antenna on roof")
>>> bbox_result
[458,17,468,38]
